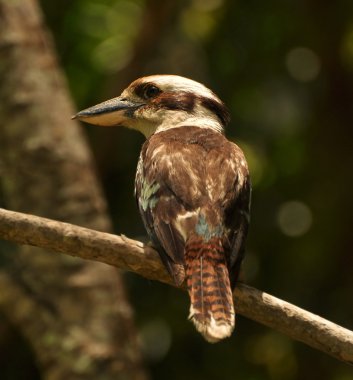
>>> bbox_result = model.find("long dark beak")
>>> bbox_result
[72,97,144,126]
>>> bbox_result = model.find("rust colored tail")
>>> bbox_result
[185,236,235,343]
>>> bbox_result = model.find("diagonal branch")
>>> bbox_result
[0,207,352,365]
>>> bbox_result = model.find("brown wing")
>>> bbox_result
[135,127,251,286]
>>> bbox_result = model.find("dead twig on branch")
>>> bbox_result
[0,207,352,365]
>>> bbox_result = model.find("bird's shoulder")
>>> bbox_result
[138,126,249,206]
[143,126,229,152]
[141,126,245,167]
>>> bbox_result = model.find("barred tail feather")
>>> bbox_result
[185,236,235,343]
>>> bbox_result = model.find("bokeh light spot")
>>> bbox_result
[78,3,111,38]
[277,200,313,237]
[92,36,133,73]
[139,318,172,362]
[181,8,217,40]
[286,47,321,82]
[341,26,353,73]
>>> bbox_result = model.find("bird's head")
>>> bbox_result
[73,75,230,137]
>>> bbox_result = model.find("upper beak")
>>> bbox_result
[72,97,145,126]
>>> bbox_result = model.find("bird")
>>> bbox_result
[74,75,251,343]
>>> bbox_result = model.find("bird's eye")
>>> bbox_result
[143,85,161,99]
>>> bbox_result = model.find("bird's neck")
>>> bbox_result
[132,108,225,138]
[155,116,224,136]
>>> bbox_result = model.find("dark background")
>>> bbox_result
[10,0,353,379]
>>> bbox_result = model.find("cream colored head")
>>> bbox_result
[74,75,230,137]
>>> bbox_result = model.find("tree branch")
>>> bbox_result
[0,207,352,365]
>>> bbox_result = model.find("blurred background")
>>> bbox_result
[3,0,353,379]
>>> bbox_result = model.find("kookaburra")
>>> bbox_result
[74,75,251,343]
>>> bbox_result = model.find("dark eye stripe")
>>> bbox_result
[134,82,161,100]
[200,97,230,126]
[133,82,230,126]
[152,92,230,126]
[153,92,196,112]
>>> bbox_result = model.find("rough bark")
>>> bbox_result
[0,1,147,379]
[0,208,352,366]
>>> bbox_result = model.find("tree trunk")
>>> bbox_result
[0,1,147,379]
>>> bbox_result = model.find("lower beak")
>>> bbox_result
[73,97,144,127]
